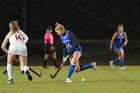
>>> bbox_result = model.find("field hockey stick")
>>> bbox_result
[3,67,42,77]
[2,56,42,77]
[0,54,8,74]
[50,55,69,79]
[13,57,42,77]
[0,54,7,60]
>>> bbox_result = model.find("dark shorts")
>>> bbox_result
[68,46,82,59]
[44,44,55,54]
[113,45,124,52]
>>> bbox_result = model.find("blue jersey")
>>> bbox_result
[113,32,125,51]
[60,31,82,57]
[114,32,125,47]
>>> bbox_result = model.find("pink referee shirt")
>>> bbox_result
[44,31,54,44]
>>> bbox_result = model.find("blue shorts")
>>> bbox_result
[113,45,124,52]
[68,46,82,59]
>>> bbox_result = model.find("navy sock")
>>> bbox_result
[120,58,124,67]
[67,65,75,78]
[80,64,92,71]
[113,58,120,64]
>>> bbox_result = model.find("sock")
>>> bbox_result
[80,64,92,71]
[23,66,29,72]
[52,58,58,67]
[23,66,30,75]
[43,59,47,67]
[7,64,12,80]
[20,64,24,71]
[113,58,120,64]
[67,64,75,78]
[120,58,124,67]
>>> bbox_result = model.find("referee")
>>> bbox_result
[43,27,58,68]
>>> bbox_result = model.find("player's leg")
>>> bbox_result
[66,51,81,82]
[119,49,125,69]
[20,62,24,74]
[110,46,121,68]
[75,59,97,73]
[51,51,58,68]
[7,54,15,84]
[43,53,50,68]
[19,56,32,81]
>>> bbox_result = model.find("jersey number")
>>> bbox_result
[15,35,24,41]
[66,43,72,49]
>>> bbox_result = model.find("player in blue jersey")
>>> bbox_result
[55,22,97,83]
[109,24,128,69]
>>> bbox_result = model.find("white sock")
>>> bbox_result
[20,65,24,71]
[23,66,29,72]
[7,64,12,80]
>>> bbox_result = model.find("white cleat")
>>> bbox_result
[91,62,97,73]
[110,61,114,68]
[66,78,73,83]
[7,79,13,84]
[120,66,126,70]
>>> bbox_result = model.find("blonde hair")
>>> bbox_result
[9,20,20,32]
[55,22,65,31]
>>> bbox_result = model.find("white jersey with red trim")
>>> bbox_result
[8,30,28,56]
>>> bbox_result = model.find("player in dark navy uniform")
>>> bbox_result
[109,24,128,69]
[55,22,97,83]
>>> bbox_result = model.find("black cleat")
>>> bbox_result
[26,71,32,81]
[28,74,33,81]
[42,66,49,69]
[3,70,7,74]
[20,71,24,74]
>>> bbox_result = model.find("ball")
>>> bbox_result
[81,78,86,82]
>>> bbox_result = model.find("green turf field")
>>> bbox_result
[0,66,140,93]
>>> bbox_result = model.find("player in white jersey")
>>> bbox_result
[1,20,32,84]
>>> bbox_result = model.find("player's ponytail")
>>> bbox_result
[55,22,65,31]
[10,20,20,32]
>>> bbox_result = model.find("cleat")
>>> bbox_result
[3,70,7,74]
[20,71,24,74]
[28,74,32,81]
[120,66,126,70]
[7,79,13,84]
[66,78,73,83]
[26,71,33,81]
[42,66,49,69]
[91,62,97,73]
[110,61,114,68]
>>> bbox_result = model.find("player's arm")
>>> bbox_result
[1,35,9,54]
[68,31,79,51]
[62,43,67,60]
[62,43,67,57]
[123,32,128,46]
[109,32,117,50]
[19,30,29,44]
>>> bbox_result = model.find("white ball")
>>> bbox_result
[81,78,85,82]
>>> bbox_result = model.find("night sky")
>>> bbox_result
[0,0,140,39]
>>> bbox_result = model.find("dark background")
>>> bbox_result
[0,0,140,66]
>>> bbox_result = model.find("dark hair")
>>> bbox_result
[46,27,52,30]
[118,24,123,27]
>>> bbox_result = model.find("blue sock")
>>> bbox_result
[113,58,120,64]
[80,64,92,71]
[120,58,124,67]
[67,65,75,78]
